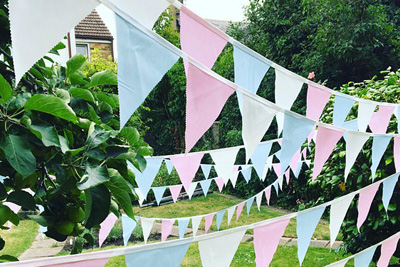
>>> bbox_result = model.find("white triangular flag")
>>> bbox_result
[227,206,236,226]
[210,147,240,184]
[141,218,155,244]
[198,229,246,267]
[329,193,355,248]
[358,101,376,132]
[256,192,263,211]
[192,216,202,237]
[345,132,370,181]
[134,188,145,206]
[187,182,198,199]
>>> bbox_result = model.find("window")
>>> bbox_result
[76,43,89,59]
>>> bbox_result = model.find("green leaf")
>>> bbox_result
[0,183,6,201]
[24,95,77,122]
[66,54,86,77]
[96,93,117,109]
[0,238,4,251]
[69,71,88,86]
[0,134,36,177]
[0,255,19,262]
[85,184,111,229]
[86,126,111,149]
[28,118,61,147]
[54,88,70,104]
[8,211,19,226]
[77,163,110,190]
[27,215,51,227]
[69,88,95,103]
[7,190,35,210]
[0,74,12,104]
[58,135,69,153]
[89,70,118,87]
[106,169,134,219]
[119,127,140,146]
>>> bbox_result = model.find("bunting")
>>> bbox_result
[357,183,380,231]
[345,132,370,181]
[153,187,166,206]
[204,213,215,233]
[306,84,332,120]
[99,213,117,247]
[170,153,203,192]
[377,236,399,267]
[210,147,240,184]
[200,179,212,197]
[332,95,355,127]
[251,142,273,180]
[329,193,355,248]
[178,218,190,239]
[382,173,399,213]
[130,158,163,199]
[141,218,155,244]
[122,215,137,247]
[216,210,226,230]
[357,101,376,132]
[369,105,395,134]
[354,246,376,267]
[370,136,391,179]
[169,185,182,203]
[200,164,212,179]
[192,216,202,237]
[161,219,175,242]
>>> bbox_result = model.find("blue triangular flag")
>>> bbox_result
[116,15,180,129]
[280,114,314,173]
[272,181,280,196]
[201,164,212,179]
[165,159,174,174]
[371,136,392,180]
[332,95,356,127]
[382,173,400,213]
[233,45,270,113]
[246,197,254,215]
[200,179,212,197]
[125,242,190,267]
[129,157,163,198]
[241,166,252,183]
[274,150,281,161]
[342,119,358,141]
[122,215,137,247]
[178,218,190,239]
[216,210,226,230]
[297,207,325,266]
[354,246,377,267]
[153,187,166,206]
[294,162,302,178]
[251,142,272,179]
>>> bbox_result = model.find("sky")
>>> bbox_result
[185,0,250,21]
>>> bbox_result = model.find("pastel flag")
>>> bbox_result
[153,187,166,206]
[357,101,376,132]
[242,94,277,162]
[178,218,190,239]
[294,162,303,178]
[215,177,225,192]
[306,84,331,121]
[200,164,212,179]
[241,166,252,183]
[333,95,355,127]
[185,63,234,153]
[187,182,198,199]
[302,147,307,160]
[371,136,392,179]
[254,219,291,267]
[198,229,246,267]
[272,180,280,196]
[125,242,190,267]
[357,183,380,231]
[134,188,145,206]
[354,246,377,267]
[264,187,272,205]
[395,137,400,172]
[290,149,301,176]
[246,197,255,215]
[230,171,240,188]
[170,153,204,192]
[180,6,228,71]
[169,185,182,203]
[369,105,395,134]
[192,216,202,237]
[382,173,399,213]
[251,142,273,179]
[200,179,212,197]
[297,207,325,266]
[122,215,137,247]
[51,258,110,267]
[216,210,226,230]
[9,0,99,84]
[345,132,370,181]
[227,206,236,226]
[165,159,174,174]
[275,70,304,134]
[377,236,400,267]
[272,164,281,178]
[130,157,163,198]
[256,192,263,211]
[210,147,240,184]
[116,15,179,128]
[4,202,21,214]
[325,259,349,267]
[280,114,315,173]
[111,0,169,29]
[312,126,344,181]
[234,46,270,113]
[161,219,175,242]
[205,213,215,233]
[236,202,245,221]
[329,193,355,248]
[99,213,117,247]
[141,218,155,244]
[284,169,290,185]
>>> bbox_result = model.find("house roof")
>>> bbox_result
[75,10,113,41]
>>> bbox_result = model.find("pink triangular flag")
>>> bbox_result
[377,236,400,267]
[236,202,245,221]
[278,139,282,146]
[205,213,215,233]
[264,187,271,205]
[357,183,380,231]
[369,105,395,133]
[272,164,281,178]
[170,153,204,192]
[4,202,21,214]
[185,63,234,153]
[254,219,291,267]
[312,126,344,181]
[306,84,332,120]
[284,169,290,185]
[394,137,400,172]
[180,6,228,72]
[49,258,109,267]
[214,177,225,192]
[161,219,175,242]
[99,213,118,247]
[232,165,240,172]
[169,185,182,203]
[290,149,301,173]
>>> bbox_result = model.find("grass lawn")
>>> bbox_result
[132,193,332,240]
[0,220,38,258]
